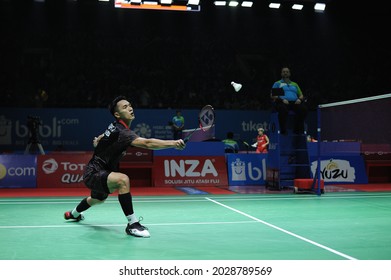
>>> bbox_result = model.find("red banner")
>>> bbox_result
[153,156,228,187]
[37,152,93,188]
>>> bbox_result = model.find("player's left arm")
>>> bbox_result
[93,133,105,148]
[264,135,270,146]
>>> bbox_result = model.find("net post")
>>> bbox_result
[316,105,322,196]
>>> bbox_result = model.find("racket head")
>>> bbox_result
[198,104,215,131]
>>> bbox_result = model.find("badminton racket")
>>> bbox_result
[183,105,215,143]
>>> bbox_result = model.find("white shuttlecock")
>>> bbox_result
[231,81,242,92]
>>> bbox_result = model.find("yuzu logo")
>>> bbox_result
[42,158,59,174]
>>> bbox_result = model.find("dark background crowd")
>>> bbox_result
[0,0,388,111]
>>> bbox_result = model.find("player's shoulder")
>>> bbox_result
[103,121,119,137]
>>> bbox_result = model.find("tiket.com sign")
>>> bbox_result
[153,156,228,187]
[37,153,93,188]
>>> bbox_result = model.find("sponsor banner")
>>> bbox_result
[0,108,108,152]
[0,155,37,188]
[37,153,93,188]
[153,156,228,187]
[226,154,267,186]
[309,156,368,184]
[0,108,316,152]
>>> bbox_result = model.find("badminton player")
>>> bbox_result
[64,96,186,238]
[252,127,269,154]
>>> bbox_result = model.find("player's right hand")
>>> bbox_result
[175,139,186,150]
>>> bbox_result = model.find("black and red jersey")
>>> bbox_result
[87,120,139,172]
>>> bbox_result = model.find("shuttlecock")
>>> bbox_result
[231,81,242,92]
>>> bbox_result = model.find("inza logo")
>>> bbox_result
[164,159,218,177]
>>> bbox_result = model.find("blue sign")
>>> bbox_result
[309,156,368,184]
[0,155,37,188]
[226,153,267,186]
[0,108,316,152]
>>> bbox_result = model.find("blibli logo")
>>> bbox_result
[15,118,62,138]
[231,158,266,182]
[231,159,246,181]
[14,117,79,139]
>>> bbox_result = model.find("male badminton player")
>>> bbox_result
[64,96,186,238]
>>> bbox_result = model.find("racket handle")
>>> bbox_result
[183,128,196,143]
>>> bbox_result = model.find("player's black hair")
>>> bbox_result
[109,96,127,116]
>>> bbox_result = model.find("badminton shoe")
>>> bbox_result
[64,211,84,222]
[126,222,150,238]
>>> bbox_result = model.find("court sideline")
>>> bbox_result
[1,192,391,260]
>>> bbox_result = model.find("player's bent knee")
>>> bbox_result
[108,172,130,193]
[116,173,130,187]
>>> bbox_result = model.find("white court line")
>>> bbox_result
[205,197,358,260]
[1,193,391,205]
[0,220,256,229]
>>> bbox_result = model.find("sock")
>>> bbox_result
[72,198,90,217]
[118,192,135,223]
[126,214,138,225]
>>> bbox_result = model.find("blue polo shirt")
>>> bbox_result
[272,80,303,102]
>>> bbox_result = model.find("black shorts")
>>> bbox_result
[83,168,110,201]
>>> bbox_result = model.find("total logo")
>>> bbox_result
[41,158,86,184]
[42,158,59,174]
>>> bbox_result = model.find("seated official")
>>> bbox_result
[271,67,308,134]
[222,132,239,153]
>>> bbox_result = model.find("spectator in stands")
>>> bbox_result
[171,110,185,140]
[64,96,186,238]
[222,131,239,153]
[271,67,308,134]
